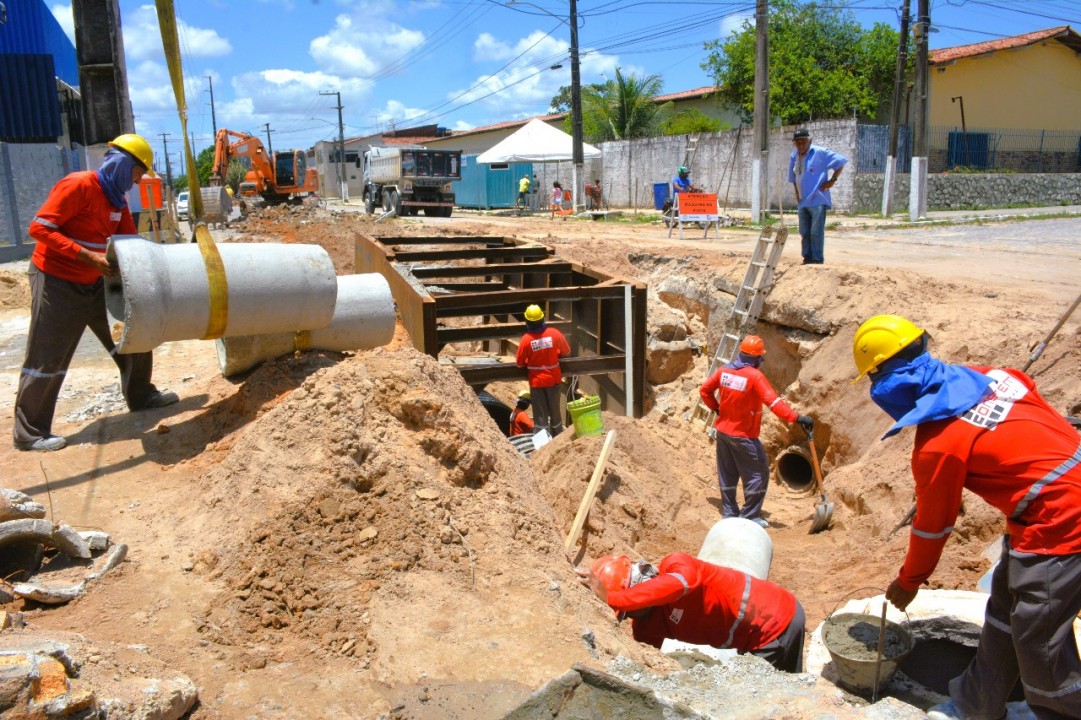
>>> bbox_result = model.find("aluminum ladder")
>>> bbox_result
[689,223,789,432]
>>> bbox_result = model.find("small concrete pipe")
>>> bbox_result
[698,517,773,580]
[105,235,338,354]
[215,273,397,376]
[775,444,815,492]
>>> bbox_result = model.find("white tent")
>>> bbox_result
[476,118,600,164]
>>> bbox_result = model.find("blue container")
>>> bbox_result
[456,155,533,209]
[653,181,670,210]
[0,54,62,140]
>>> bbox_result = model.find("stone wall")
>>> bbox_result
[854,172,1081,214]
[0,143,68,261]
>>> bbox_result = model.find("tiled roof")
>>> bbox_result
[930,25,1079,64]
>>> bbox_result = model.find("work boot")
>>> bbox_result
[750,517,770,529]
[926,700,964,720]
[135,391,179,411]
[15,435,67,452]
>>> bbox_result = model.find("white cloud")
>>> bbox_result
[48,4,75,44]
[452,120,474,131]
[309,13,425,77]
[373,100,428,128]
[123,5,232,62]
[473,33,512,62]
[719,13,752,41]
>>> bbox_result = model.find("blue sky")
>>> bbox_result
[47,0,1081,172]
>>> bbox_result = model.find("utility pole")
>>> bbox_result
[159,132,173,189]
[206,75,217,137]
[262,122,274,159]
[909,0,930,220]
[320,90,347,200]
[569,0,584,213]
[881,0,911,216]
[750,0,769,222]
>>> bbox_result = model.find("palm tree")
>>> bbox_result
[578,68,671,142]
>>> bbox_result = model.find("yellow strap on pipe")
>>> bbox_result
[294,330,312,352]
[193,224,229,339]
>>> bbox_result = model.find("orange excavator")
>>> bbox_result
[210,128,318,206]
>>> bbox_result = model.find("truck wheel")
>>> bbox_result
[364,192,375,214]
[391,191,403,216]
[443,207,453,218]
[383,192,393,214]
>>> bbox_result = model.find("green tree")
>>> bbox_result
[194,145,216,188]
[660,108,726,136]
[702,0,905,125]
[549,83,605,114]
[568,68,670,142]
[226,160,247,194]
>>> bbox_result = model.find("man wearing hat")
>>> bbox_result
[788,128,846,265]
[14,134,179,452]
[516,304,570,436]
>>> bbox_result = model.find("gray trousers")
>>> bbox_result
[714,433,770,520]
[14,265,157,445]
[951,536,1081,720]
[531,384,564,436]
[752,601,806,673]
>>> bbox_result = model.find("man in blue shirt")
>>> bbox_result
[672,166,693,194]
[788,128,846,265]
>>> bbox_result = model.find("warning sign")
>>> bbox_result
[677,193,719,221]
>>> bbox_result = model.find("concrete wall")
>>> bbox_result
[597,120,859,212]
[854,172,1081,213]
[0,143,66,261]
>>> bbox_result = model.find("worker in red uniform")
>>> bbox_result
[509,390,534,436]
[853,314,1081,720]
[699,335,814,527]
[577,553,806,672]
[516,304,570,436]
[14,134,179,452]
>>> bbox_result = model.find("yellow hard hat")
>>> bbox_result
[853,314,925,380]
[517,389,531,400]
[524,304,544,322]
[109,133,156,177]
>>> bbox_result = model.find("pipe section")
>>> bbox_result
[775,445,815,492]
[104,235,337,354]
[215,274,397,376]
[698,517,773,580]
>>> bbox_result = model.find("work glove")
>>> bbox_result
[797,415,814,435]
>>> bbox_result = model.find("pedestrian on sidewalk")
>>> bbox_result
[516,174,531,211]
[698,335,814,527]
[516,304,570,436]
[577,552,806,672]
[854,314,1081,720]
[14,134,179,452]
[788,128,846,265]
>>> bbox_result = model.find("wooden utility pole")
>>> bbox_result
[881,0,910,217]
[206,75,217,137]
[909,0,930,220]
[750,0,769,223]
[158,132,173,189]
[262,122,274,159]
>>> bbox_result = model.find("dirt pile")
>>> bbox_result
[0,268,29,310]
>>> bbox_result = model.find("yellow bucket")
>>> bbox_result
[567,395,604,437]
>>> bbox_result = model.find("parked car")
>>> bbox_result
[176,191,190,221]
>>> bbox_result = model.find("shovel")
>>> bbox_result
[806,428,834,533]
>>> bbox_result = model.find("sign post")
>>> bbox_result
[667,192,721,240]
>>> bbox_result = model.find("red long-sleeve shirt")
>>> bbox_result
[509,408,534,436]
[897,367,1081,591]
[29,171,135,285]
[699,365,798,438]
[516,326,570,388]
[606,553,797,653]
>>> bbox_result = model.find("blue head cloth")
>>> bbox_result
[869,351,993,439]
[96,148,139,209]
[726,352,763,370]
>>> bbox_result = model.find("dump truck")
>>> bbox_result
[363,146,461,217]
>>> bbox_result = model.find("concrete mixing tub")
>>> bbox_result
[216,273,397,376]
[105,235,338,354]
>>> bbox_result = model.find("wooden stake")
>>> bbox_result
[564,430,616,556]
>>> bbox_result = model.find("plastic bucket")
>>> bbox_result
[822,613,914,695]
[653,182,670,210]
[567,395,604,437]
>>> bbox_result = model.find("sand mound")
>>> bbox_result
[0,268,29,310]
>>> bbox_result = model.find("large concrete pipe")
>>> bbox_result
[697,517,773,580]
[215,274,397,376]
[775,444,815,492]
[104,235,338,354]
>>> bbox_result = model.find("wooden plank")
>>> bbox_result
[564,430,617,555]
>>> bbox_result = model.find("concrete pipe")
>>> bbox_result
[215,274,397,376]
[697,517,772,580]
[104,235,338,354]
[775,444,815,492]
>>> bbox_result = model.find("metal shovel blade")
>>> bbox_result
[811,494,834,534]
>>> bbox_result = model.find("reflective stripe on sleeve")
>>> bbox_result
[912,525,954,540]
[669,573,690,597]
[33,217,59,229]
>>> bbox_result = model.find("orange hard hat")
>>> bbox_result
[739,335,766,356]
[590,555,633,594]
